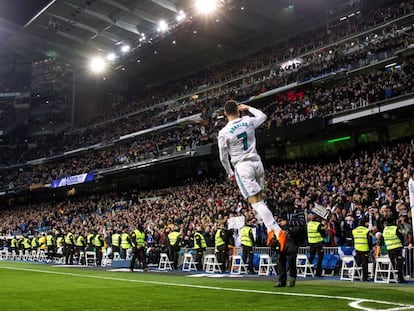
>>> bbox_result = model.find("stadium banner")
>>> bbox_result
[51,172,95,188]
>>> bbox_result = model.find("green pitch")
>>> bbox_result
[0,262,413,311]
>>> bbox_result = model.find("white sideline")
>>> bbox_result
[0,265,413,311]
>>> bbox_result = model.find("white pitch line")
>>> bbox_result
[0,265,413,311]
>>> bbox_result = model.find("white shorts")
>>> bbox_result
[234,160,264,199]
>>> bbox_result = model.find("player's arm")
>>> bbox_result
[239,104,267,128]
[218,133,234,178]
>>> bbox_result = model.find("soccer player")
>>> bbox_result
[218,100,285,248]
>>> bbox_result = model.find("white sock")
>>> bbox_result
[251,201,281,234]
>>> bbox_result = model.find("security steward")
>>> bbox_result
[46,232,55,260]
[111,229,121,256]
[130,224,148,272]
[215,223,228,271]
[383,217,407,283]
[167,226,181,270]
[92,230,104,266]
[241,219,256,274]
[65,229,75,265]
[75,231,86,264]
[307,213,326,277]
[120,229,132,260]
[352,219,372,281]
[275,198,306,288]
[193,225,207,271]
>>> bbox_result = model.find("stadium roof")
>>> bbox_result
[2,0,349,85]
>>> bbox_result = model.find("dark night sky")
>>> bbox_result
[0,0,52,25]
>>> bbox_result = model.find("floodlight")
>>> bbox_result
[194,0,218,15]
[176,10,186,22]
[89,57,107,74]
[106,53,116,61]
[121,45,130,53]
[157,20,168,33]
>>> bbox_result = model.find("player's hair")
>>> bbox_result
[224,100,239,116]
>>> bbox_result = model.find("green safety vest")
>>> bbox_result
[76,235,85,247]
[31,237,39,249]
[93,234,102,247]
[46,235,54,246]
[383,226,403,250]
[23,237,31,249]
[240,226,253,247]
[168,231,180,247]
[56,237,64,248]
[111,233,120,247]
[215,229,226,249]
[133,229,146,247]
[307,221,323,244]
[352,226,370,252]
[65,232,74,245]
[11,238,18,248]
[87,234,95,244]
[194,232,206,249]
[121,233,131,249]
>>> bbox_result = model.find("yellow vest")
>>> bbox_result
[133,229,146,247]
[121,233,131,249]
[215,229,225,248]
[111,233,120,247]
[240,226,253,247]
[194,232,206,249]
[307,221,323,244]
[168,231,180,247]
[352,226,370,252]
[383,226,402,250]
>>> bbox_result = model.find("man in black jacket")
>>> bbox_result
[275,198,306,287]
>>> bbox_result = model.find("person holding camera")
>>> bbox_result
[275,198,306,287]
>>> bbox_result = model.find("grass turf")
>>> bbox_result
[0,261,413,311]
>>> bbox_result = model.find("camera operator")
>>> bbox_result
[275,198,306,287]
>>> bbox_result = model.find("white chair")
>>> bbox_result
[374,256,399,283]
[158,253,174,271]
[85,251,97,266]
[113,252,121,260]
[296,254,314,278]
[339,253,362,281]
[230,255,248,275]
[258,254,277,276]
[182,253,198,272]
[203,254,222,273]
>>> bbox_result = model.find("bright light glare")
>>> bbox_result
[89,57,107,74]
[121,45,130,53]
[106,53,116,61]
[176,10,186,22]
[157,20,168,32]
[195,0,218,15]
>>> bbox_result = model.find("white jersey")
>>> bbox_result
[218,107,267,177]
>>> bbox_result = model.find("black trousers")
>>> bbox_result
[130,247,147,270]
[355,250,370,280]
[388,247,405,282]
[277,239,298,284]
[242,246,254,273]
[65,244,74,265]
[195,249,204,270]
[169,246,180,269]
[309,244,324,276]
[216,245,228,271]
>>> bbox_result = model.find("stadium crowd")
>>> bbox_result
[0,139,412,270]
[1,0,414,167]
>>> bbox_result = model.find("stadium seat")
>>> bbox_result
[296,254,314,278]
[85,251,97,266]
[158,253,174,271]
[374,256,398,283]
[182,253,198,272]
[203,254,222,273]
[258,254,277,276]
[230,255,248,275]
[338,248,361,281]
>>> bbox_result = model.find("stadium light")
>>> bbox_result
[106,53,116,61]
[157,20,169,33]
[176,10,186,22]
[194,0,218,15]
[89,57,107,74]
[121,45,130,53]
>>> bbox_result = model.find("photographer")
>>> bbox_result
[275,198,306,287]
